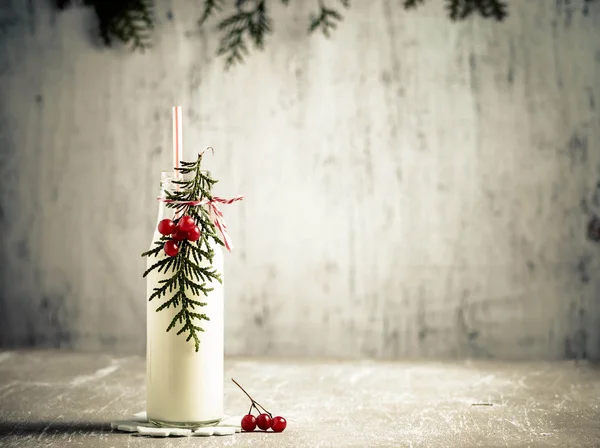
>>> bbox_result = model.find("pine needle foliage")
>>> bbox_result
[308,0,349,38]
[56,1,521,66]
[403,0,507,20]
[56,0,154,51]
[199,0,511,67]
[56,1,600,65]
[404,0,426,9]
[141,152,223,352]
[215,0,273,69]
[199,0,225,26]
[446,0,507,21]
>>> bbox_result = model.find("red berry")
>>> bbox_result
[178,215,196,232]
[157,218,176,235]
[163,240,179,257]
[187,226,201,242]
[241,414,256,432]
[171,229,187,241]
[256,413,272,431]
[271,416,286,433]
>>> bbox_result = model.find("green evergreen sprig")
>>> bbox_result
[446,0,507,21]
[404,0,426,9]
[404,0,507,20]
[199,0,226,26]
[141,152,223,352]
[58,0,600,67]
[308,0,348,38]
[56,0,154,51]
[215,0,273,69]
[202,0,511,68]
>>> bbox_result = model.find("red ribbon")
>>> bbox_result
[159,195,244,252]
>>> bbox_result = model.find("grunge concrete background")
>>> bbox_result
[0,0,599,359]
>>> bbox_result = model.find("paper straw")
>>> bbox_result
[172,106,183,176]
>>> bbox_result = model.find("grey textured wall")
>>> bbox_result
[0,0,599,359]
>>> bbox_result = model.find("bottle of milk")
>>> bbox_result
[145,171,224,427]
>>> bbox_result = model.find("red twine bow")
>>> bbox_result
[159,195,244,251]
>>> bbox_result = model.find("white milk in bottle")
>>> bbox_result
[146,171,224,427]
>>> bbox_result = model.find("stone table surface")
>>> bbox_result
[0,350,599,447]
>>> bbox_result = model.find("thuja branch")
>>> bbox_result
[308,0,347,38]
[57,0,154,51]
[55,0,520,68]
[214,0,272,69]
[203,0,511,67]
[141,152,223,351]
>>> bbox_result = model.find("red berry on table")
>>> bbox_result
[187,226,201,242]
[157,218,176,235]
[163,240,179,257]
[178,215,196,232]
[171,229,187,241]
[241,414,257,432]
[271,416,286,433]
[256,413,272,431]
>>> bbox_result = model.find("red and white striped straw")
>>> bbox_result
[172,106,183,176]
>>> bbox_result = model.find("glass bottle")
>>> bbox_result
[146,171,224,427]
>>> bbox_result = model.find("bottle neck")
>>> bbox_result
[156,171,189,222]
[155,170,214,223]
[155,188,210,222]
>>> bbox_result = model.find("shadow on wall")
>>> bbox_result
[587,215,600,243]
[583,180,600,243]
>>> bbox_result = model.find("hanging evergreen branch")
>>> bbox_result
[404,0,507,20]
[56,0,154,51]
[308,0,347,38]
[404,0,426,9]
[446,0,507,21]
[56,0,592,67]
[214,0,273,69]
[141,153,223,352]
[199,0,225,26]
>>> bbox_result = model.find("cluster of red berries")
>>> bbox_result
[242,408,287,432]
[241,413,287,433]
[157,215,201,257]
[232,379,287,433]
